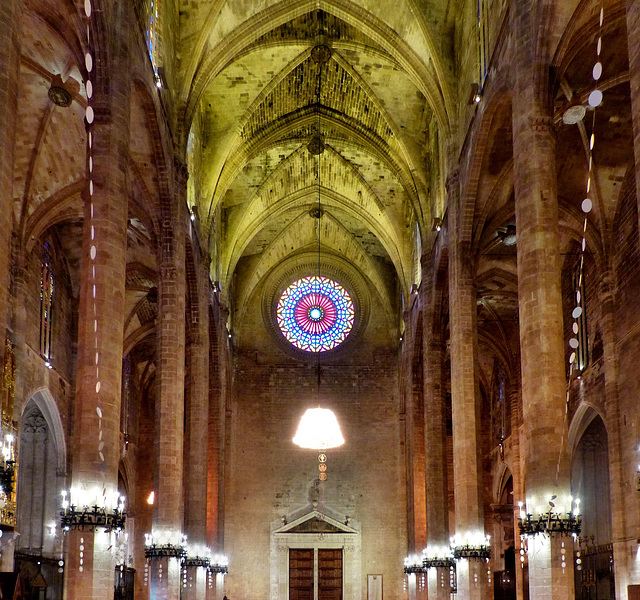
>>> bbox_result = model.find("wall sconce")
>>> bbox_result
[432,217,442,232]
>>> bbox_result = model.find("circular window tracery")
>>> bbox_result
[276,276,355,352]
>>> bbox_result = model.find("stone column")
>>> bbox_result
[597,272,632,599]
[509,385,526,600]
[64,21,131,599]
[512,2,575,597]
[133,410,154,600]
[626,0,640,227]
[207,307,222,549]
[0,0,23,366]
[422,259,450,600]
[207,572,225,600]
[447,169,487,600]
[184,256,210,600]
[404,307,427,553]
[149,159,186,600]
[11,263,29,417]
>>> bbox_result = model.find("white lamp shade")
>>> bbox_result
[293,408,344,450]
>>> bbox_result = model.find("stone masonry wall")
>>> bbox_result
[224,349,406,600]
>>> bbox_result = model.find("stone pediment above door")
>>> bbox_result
[271,509,361,600]
[274,510,358,535]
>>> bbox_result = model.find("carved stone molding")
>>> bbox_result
[174,156,189,184]
[89,102,113,127]
[159,265,179,281]
[22,409,47,435]
[527,115,555,136]
[445,168,460,195]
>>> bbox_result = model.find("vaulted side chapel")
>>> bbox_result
[1,0,640,599]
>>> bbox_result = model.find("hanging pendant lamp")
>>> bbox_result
[293,407,344,450]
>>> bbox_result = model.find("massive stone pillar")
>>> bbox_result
[404,308,427,554]
[206,305,224,600]
[626,0,640,227]
[184,255,210,600]
[598,271,633,598]
[11,263,28,423]
[422,259,450,600]
[512,2,575,598]
[509,385,527,600]
[149,161,187,600]
[65,8,131,598]
[207,306,222,549]
[447,170,488,600]
[0,0,23,365]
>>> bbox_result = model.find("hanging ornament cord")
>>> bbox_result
[556,3,604,485]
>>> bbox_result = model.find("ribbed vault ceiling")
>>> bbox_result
[182,2,455,316]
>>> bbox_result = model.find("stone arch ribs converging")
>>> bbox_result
[181,0,452,134]
[204,63,423,230]
[220,145,408,292]
[183,0,447,309]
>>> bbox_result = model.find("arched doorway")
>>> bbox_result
[15,389,66,599]
[571,413,614,600]
[493,470,516,600]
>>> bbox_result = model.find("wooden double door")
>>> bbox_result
[289,548,343,600]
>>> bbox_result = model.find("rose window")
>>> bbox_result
[276,276,355,352]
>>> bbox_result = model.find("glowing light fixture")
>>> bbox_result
[293,408,344,450]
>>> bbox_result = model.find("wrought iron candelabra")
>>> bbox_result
[518,511,581,537]
[60,503,126,532]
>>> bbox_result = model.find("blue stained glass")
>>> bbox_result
[277,276,355,352]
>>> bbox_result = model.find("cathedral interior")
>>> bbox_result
[1,0,640,599]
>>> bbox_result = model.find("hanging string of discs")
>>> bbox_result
[82,0,107,506]
[556,1,605,484]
